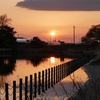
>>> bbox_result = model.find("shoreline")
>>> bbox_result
[68,54,100,100]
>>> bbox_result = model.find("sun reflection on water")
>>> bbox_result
[50,57,55,64]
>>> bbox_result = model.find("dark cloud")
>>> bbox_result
[16,0,100,11]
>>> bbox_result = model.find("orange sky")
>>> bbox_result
[0,0,100,43]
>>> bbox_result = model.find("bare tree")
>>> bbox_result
[0,14,11,26]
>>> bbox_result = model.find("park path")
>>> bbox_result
[68,54,100,100]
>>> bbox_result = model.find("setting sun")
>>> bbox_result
[50,30,55,36]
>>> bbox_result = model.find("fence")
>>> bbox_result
[0,54,94,100]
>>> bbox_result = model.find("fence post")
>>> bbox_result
[62,64,64,79]
[38,72,41,95]
[30,75,32,100]
[62,64,63,79]
[42,70,44,92]
[59,64,62,80]
[19,78,22,100]
[58,65,60,82]
[5,83,9,100]
[13,81,16,100]
[25,76,28,100]
[51,68,53,87]
[54,67,55,85]
[56,66,58,83]
[65,63,68,76]
[48,68,50,88]
[34,73,37,98]
[61,64,63,79]
[45,69,47,90]
[63,64,64,78]
[69,61,72,75]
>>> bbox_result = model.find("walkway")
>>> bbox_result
[68,54,100,100]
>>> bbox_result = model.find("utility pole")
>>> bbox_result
[73,26,75,44]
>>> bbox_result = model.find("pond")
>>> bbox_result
[0,55,72,87]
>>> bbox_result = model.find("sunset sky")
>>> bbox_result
[0,0,100,43]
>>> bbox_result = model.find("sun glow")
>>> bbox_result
[50,30,55,36]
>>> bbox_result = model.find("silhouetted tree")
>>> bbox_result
[30,36,47,48]
[81,24,100,45]
[0,14,16,48]
[0,14,11,26]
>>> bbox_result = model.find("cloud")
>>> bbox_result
[16,0,100,11]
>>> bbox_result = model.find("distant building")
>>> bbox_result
[16,37,29,43]
[47,41,60,45]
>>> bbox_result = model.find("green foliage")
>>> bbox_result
[81,24,100,45]
[0,14,16,48]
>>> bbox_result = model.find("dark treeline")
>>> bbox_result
[15,42,98,55]
[0,14,100,57]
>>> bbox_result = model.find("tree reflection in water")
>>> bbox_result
[29,56,48,67]
[29,55,69,67]
[0,55,16,88]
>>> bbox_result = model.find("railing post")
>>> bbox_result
[54,67,55,85]
[48,68,50,88]
[63,64,64,79]
[64,64,66,78]
[42,70,44,92]
[57,65,59,82]
[30,75,32,100]
[59,64,62,80]
[56,66,58,83]
[45,69,47,90]
[34,73,37,98]
[58,65,60,82]
[13,81,16,100]
[62,64,64,79]
[69,61,72,75]
[25,76,28,100]
[38,72,41,95]
[61,64,63,79]
[19,78,22,100]
[5,83,9,100]
[66,63,69,76]
[63,64,64,78]
[51,67,53,87]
